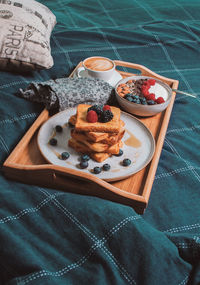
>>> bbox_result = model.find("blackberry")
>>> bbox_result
[81,154,90,162]
[102,163,111,171]
[60,152,70,160]
[93,166,102,174]
[55,125,63,133]
[100,110,113,123]
[80,161,89,169]
[49,138,57,146]
[122,158,131,166]
[87,105,103,118]
[147,100,156,105]
[114,149,123,157]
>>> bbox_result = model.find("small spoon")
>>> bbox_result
[172,89,197,99]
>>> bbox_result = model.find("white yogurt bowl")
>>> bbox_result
[115,76,172,117]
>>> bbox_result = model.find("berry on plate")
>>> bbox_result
[87,105,103,119]
[93,166,102,174]
[80,161,89,169]
[100,110,113,123]
[55,125,63,133]
[86,110,98,123]
[122,158,131,166]
[103,105,111,111]
[49,138,57,146]
[81,154,90,162]
[60,152,70,160]
[114,149,123,157]
[102,163,111,171]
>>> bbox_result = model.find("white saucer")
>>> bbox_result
[74,69,122,87]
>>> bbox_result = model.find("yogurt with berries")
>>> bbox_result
[115,76,172,116]
[117,78,169,105]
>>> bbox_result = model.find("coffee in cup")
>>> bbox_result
[77,56,116,82]
[84,57,114,71]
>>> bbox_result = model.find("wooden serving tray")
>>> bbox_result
[3,60,179,214]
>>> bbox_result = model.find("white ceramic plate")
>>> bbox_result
[37,108,155,182]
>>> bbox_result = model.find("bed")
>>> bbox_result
[0,0,200,284]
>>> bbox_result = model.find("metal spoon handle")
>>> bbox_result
[172,88,197,98]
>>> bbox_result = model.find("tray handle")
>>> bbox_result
[114,60,175,85]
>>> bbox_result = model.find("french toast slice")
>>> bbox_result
[68,138,89,153]
[68,137,123,154]
[68,138,111,162]
[75,104,121,133]
[68,114,125,142]
[71,128,125,146]
[86,120,125,142]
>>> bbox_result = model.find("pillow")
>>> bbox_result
[0,0,56,72]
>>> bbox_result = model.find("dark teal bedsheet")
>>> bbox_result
[0,0,200,284]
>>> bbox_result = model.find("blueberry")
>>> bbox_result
[80,161,89,169]
[124,93,133,98]
[81,154,90,162]
[60,152,70,160]
[140,97,147,105]
[125,95,133,102]
[55,125,63,132]
[68,121,74,128]
[114,149,123,157]
[132,98,140,104]
[102,163,111,171]
[122,158,131,166]
[147,100,156,105]
[49,138,57,146]
[132,95,139,99]
[93,166,102,174]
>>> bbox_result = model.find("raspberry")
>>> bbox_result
[147,79,156,86]
[142,88,150,97]
[146,93,156,101]
[156,97,165,104]
[86,110,98,123]
[142,80,150,86]
[103,105,111,111]
[141,84,150,96]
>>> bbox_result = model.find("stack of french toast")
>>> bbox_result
[68,104,125,162]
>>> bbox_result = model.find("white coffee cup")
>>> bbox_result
[77,56,116,81]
